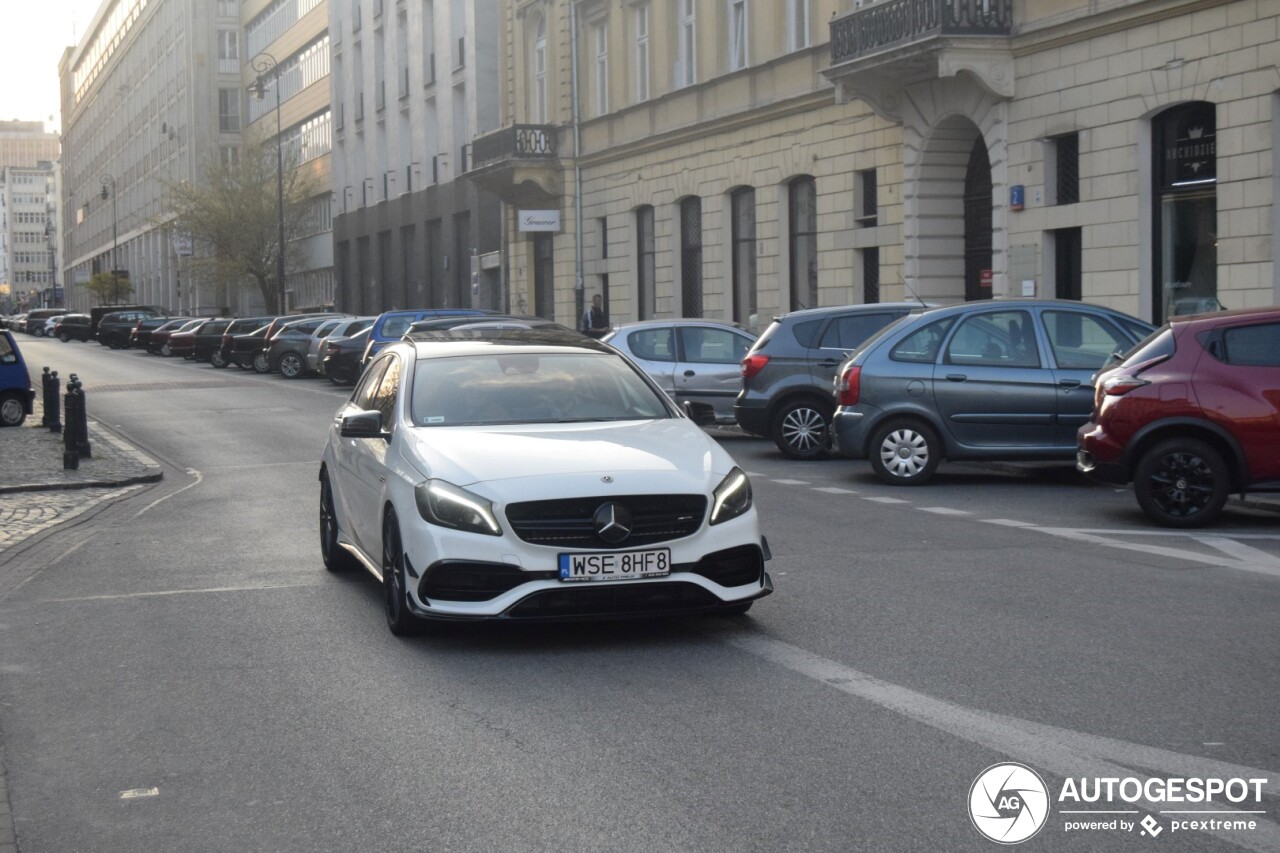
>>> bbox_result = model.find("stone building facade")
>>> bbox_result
[473,0,1277,329]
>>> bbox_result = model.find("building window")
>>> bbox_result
[787,0,809,51]
[730,187,756,330]
[220,146,240,168]
[634,4,650,102]
[862,248,880,304]
[217,30,240,74]
[1154,101,1217,323]
[680,196,702,318]
[532,14,548,123]
[1048,132,1079,206]
[636,205,656,320]
[599,217,609,258]
[728,0,748,71]
[593,23,608,116]
[1052,227,1082,300]
[789,176,817,311]
[677,0,696,87]
[856,168,877,227]
[218,89,241,132]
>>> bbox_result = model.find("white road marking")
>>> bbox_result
[134,468,202,518]
[1036,527,1280,579]
[772,479,811,486]
[981,518,1037,527]
[1195,537,1280,567]
[8,582,326,606]
[813,487,857,494]
[721,630,1280,851]
[863,496,908,504]
[917,507,970,516]
[119,787,159,800]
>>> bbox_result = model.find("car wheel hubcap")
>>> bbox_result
[1149,452,1213,516]
[282,356,300,377]
[782,408,825,452]
[880,429,929,477]
[1,399,21,423]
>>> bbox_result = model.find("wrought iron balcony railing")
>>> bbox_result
[830,0,1012,66]
[470,125,558,169]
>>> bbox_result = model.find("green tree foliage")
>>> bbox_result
[162,136,316,313]
[86,271,133,305]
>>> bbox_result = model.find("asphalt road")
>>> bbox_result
[1,337,1277,853]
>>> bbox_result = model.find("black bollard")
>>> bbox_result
[71,376,91,458]
[62,383,80,470]
[47,371,62,434]
[41,367,51,427]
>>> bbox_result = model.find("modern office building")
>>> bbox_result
[59,0,246,315]
[0,162,60,313]
[472,0,1278,329]
[329,0,503,314]
[244,0,336,312]
[0,122,61,172]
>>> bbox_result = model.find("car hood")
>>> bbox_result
[399,419,732,490]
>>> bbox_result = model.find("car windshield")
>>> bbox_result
[410,352,672,426]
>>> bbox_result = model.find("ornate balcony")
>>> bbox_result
[465,124,562,206]
[825,0,1014,101]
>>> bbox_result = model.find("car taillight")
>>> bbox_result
[741,354,770,379]
[1102,375,1149,396]
[836,364,861,406]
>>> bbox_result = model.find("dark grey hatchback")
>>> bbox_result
[830,300,1153,484]
[734,303,925,458]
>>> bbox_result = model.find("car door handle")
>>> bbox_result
[683,370,696,377]
[819,359,841,368]
[946,374,967,382]
[1059,379,1082,389]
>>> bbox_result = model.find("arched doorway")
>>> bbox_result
[913,116,993,303]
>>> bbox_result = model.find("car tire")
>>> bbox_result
[0,393,26,427]
[869,419,942,486]
[382,511,423,636]
[58,332,70,343]
[210,350,229,368]
[278,352,305,379]
[1133,438,1230,528]
[319,472,361,573]
[160,342,172,357]
[771,399,831,460]
[252,352,271,374]
[328,369,354,386]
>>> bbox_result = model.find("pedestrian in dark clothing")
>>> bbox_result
[580,293,610,339]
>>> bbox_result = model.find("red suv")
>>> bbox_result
[1077,307,1280,527]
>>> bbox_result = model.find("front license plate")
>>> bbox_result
[558,548,671,582]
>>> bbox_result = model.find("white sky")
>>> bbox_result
[0,0,106,131]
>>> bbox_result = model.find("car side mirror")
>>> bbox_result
[682,400,718,427]
[340,410,389,440]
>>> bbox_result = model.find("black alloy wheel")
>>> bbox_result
[58,332,70,343]
[382,512,422,636]
[1133,438,1230,528]
[319,472,360,572]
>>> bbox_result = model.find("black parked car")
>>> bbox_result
[53,314,93,342]
[734,302,926,458]
[135,317,191,351]
[229,325,273,369]
[98,309,161,349]
[191,318,234,363]
[211,316,276,368]
[321,327,371,385]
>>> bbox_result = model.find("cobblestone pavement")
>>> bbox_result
[0,395,162,558]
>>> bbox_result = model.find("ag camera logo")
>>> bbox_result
[969,763,1050,844]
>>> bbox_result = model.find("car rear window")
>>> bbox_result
[817,312,902,350]
[1119,327,1174,368]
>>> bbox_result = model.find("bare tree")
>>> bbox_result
[162,136,317,313]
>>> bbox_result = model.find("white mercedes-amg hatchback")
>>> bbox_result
[319,329,771,634]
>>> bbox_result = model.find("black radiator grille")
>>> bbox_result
[505,494,707,549]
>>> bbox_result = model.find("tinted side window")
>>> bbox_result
[890,317,956,364]
[791,319,824,348]
[818,312,897,350]
[1223,323,1280,366]
[372,357,402,429]
[353,357,391,410]
[627,328,676,362]
[1120,327,1175,368]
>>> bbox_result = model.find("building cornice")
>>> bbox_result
[1010,0,1236,57]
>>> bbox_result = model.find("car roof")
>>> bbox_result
[913,299,1144,319]
[609,319,751,332]
[399,327,615,358]
[772,301,929,323]
[1169,305,1280,329]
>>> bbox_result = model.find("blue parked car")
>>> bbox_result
[359,308,491,368]
[0,329,35,427]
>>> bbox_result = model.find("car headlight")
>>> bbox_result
[710,467,752,525]
[414,480,502,536]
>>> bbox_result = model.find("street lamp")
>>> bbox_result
[44,221,58,307]
[248,52,287,313]
[100,174,119,305]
